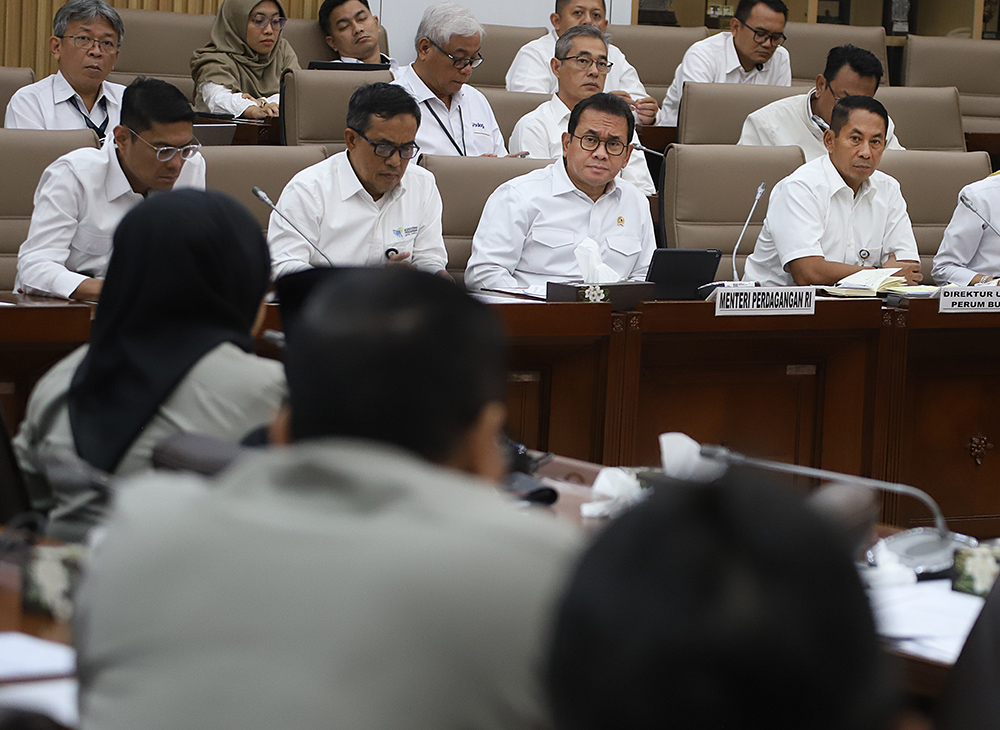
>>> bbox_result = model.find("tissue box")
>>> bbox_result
[952,544,1000,597]
[546,281,655,311]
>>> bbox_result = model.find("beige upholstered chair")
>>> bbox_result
[476,87,548,149]
[875,86,966,152]
[0,67,36,124]
[782,22,889,88]
[282,19,389,65]
[878,150,992,284]
[0,129,100,291]
[417,154,550,283]
[677,82,799,144]
[201,145,328,231]
[107,9,214,100]
[903,35,1000,134]
[476,24,548,88]
[280,68,393,148]
[662,143,805,280]
[606,24,709,104]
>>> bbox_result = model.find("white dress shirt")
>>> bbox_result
[5,71,124,134]
[337,53,399,77]
[196,82,280,117]
[505,29,647,99]
[393,64,507,157]
[267,150,446,280]
[657,32,791,127]
[743,154,919,286]
[510,94,654,195]
[739,89,905,161]
[16,138,207,299]
[465,159,655,290]
[931,173,1000,286]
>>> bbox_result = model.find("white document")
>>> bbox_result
[0,632,75,681]
[835,267,903,290]
[0,678,79,727]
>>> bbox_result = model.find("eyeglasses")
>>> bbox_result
[573,133,627,156]
[429,40,484,69]
[559,55,613,74]
[738,20,787,46]
[126,128,202,162]
[354,131,420,160]
[57,35,120,53]
[249,14,287,30]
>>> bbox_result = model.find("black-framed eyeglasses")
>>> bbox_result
[572,133,627,156]
[559,55,613,74]
[57,34,120,53]
[354,131,420,160]
[738,20,787,46]
[126,127,202,162]
[250,14,287,30]
[429,40,484,69]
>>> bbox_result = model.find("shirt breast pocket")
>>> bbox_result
[528,227,576,273]
[605,233,643,273]
[73,227,113,256]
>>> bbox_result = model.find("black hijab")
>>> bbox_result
[68,189,271,473]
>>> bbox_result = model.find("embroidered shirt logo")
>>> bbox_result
[393,226,420,238]
[472,121,487,130]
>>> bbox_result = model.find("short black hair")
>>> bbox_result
[735,0,789,22]
[284,268,507,463]
[318,0,371,36]
[345,82,420,136]
[120,78,195,134]
[567,92,634,144]
[547,471,895,730]
[823,44,884,91]
[555,0,606,14]
[830,95,889,137]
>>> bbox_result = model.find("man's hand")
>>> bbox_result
[69,277,102,302]
[609,90,658,126]
[241,102,279,119]
[385,251,412,266]
[884,254,923,285]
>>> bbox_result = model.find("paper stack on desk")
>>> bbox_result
[823,268,938,298]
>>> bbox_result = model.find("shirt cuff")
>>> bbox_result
[49,269,89,300]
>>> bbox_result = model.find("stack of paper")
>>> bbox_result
[823,268,938,298]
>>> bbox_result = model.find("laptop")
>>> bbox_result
[193,123,237,146]
[645,249,723,300]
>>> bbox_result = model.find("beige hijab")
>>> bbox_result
[191,0,299,109]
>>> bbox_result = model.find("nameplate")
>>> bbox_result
[939,287,1000,313]
[714,287,816,317]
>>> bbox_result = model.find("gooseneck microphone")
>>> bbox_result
[633,142,665,158]
[251,186,334,268]
[960,192,1000,239]
[733,182,766,281]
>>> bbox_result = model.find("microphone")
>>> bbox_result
[755,62,764,71]
[251,186,334,268]
[633,142,665,158]
[960,192,1000,239]
[732,182,766,281]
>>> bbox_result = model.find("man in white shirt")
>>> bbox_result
[932,173,1000,286]
[739,44,904,161]
[657,0,791,127]
[509,25,654,196]
[743,96,921,287]
[268,82,446,279]
[505,0,657,125]
[318,0,397,74]
[393,2,506,157]
[16,78,206,301]
[5,0,125,139]
[466,93,655,291]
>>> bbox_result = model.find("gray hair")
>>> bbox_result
[53,0,125,43]
[554,24,610,60]
[414,2,485,51]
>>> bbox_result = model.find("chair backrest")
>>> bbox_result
[417,154,551,283]
[782,22,889,88]
[903,35,1000,134]
[0,403,31,524]
[662,143,806,280]
[282,18,338,66]
[107,9,214,101]
[606,24,709,104]
[877,150,992,284]
[0,67,36,124]
[476,87,548,149]
[874,86,966,152]
[280,68,393,147]
[477,24,548,88]
[0,129,101,291]
[677,82,800,144]
[201,144,328,230]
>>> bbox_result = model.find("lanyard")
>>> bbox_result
[423,100,466,156]
[68,96,109,141]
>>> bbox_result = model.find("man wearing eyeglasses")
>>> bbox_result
[657,0,791,127]
[740,44,905,161]
[16,78,206,301]
[5,0,125,136]
[466,93,655,292]
[267,83,446,280]
[392,2,507,157]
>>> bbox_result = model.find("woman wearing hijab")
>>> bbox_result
[13,189,287,541]
[191,0,300,119]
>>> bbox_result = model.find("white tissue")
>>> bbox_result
[659,432,727,482]
[858,539,918,588]
[575,237,621,284]
[581,467,645,518]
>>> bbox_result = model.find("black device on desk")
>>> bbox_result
[645,248,722,300]
[307,61,392,71]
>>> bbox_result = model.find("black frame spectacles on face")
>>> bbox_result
[58,34,119,53]
[559,55,613,74]
[573,133,627,156]
[355,131,420,160]
[739,20,787,46]
[250,14,287,30]
[126,127,202,162]
[429,40,484,69]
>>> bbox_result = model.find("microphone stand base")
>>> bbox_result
[867,527,978,575]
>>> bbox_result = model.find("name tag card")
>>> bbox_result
[939,287,1000,313]
[714,287,816,317]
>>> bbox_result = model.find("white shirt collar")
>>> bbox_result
[336,150,405,203]
[552,156,619,201]
[819,153,874,201]
[105,135,137,201]
[804,87,829,134]
[401,63,466,107]
[52,69,111,108]
[722,33,746,75]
